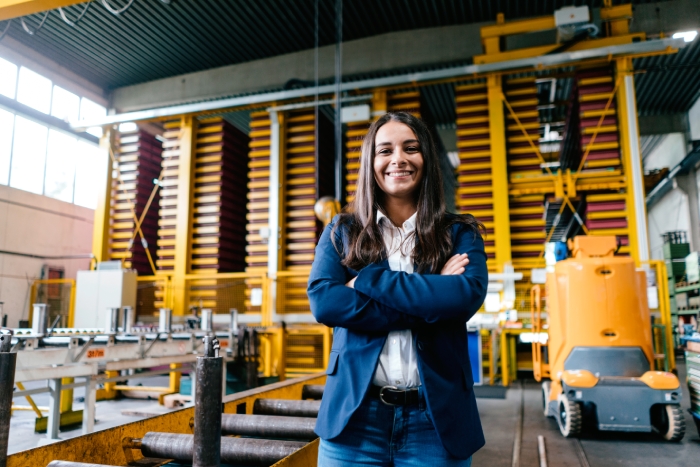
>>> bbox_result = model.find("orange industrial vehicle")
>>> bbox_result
[531,236,685,440]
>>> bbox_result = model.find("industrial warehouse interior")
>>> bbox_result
[0,0,699,466]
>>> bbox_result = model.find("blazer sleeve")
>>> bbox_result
[353,224,488,324]
[308,218,421,333]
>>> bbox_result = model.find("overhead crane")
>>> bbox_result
[74,2,684,386]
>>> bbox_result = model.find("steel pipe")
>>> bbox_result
[221,414,317,440]
[193,336,223,467]
[158,308,172,333]
[31,304,49,336]
[141,432,306,466]
[0,332,17,467]
[253,399,321,417]
[200,309,213,332]
[301,384,325,400]
[106,307,120,334]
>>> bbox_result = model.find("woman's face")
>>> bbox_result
[373,121,424,203]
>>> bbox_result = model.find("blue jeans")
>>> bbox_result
[318,387,473,466]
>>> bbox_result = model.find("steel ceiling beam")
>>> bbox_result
[0,0,85,21]
[72,37,688,131]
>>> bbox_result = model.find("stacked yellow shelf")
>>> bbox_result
[284,109,321,273]
[576,67,622,174]
[344,120,367,204]
[188,117,250,309]
[109,129,162,275]
[585,192,630,255]
[245,111,272,314]
[505,77,542,183]
[388,91,421,118]
[454,83,496,262]
[505,77,547,267]
[156,120,182,274]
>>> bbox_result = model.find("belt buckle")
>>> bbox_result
[379,385,399,406]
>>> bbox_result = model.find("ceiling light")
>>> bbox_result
[672,30,698,42]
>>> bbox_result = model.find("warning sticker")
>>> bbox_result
[86,348,105,359]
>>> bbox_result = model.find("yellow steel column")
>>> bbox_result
[172,116,198,315]
[487,74,512,272]
[616,57,649,266]
[91,128,115,266]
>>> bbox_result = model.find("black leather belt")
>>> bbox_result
[369,385,421,406]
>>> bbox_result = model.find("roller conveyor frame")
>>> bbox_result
[6,368,326,466]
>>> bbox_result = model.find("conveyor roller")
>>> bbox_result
[221,414,317,440]
[140,432,306,466]
[253,398,321,417]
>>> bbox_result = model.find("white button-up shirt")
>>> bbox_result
[372,210,421,389]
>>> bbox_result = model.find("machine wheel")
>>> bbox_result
[556,393,582,437]
[652,405,685,442]
[542,382,551,417]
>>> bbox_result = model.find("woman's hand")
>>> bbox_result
[441,253,469,275]
[345,277,357,288]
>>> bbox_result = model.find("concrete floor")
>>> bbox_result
[474,360,700,467]
[8,363,700,465]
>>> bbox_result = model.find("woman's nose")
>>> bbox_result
[389,148,407,164]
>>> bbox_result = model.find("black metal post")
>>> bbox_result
[193,336,223,467]
[0,331,17,467]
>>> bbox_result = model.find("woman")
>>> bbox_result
[308,111,488,466]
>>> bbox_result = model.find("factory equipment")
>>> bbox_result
[74,268,137,329]
[3,332,325,467]
[532,236,685,440]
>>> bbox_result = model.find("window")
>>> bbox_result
[51,86,80,123]
[16,67,52,114]
[0,109,14,185]
[74,140,106,209]
[0,56,17,99]
[10,116,48,194]
[44,130,77,202]
[80,97,106,138]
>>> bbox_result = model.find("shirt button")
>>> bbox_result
[395,380,401,385]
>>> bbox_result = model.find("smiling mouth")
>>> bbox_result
[386,171,413,177]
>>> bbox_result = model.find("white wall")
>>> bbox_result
[644,133,687,170]
[0,184,94,327]
[648,188,690,259]
[644,132,693,259]
[689,96,700,142]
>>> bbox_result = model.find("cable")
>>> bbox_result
[58,2,92,27]
[20,11,50,36]
[334,0,343,202]
[101,0,136,15]
[0,20,11,41]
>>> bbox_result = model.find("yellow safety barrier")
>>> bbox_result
[643,260,675,372]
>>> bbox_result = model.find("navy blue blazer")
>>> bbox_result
[308,214,488,459]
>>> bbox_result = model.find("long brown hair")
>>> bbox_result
[332,111,483,273]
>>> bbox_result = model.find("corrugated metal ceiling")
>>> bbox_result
[1,0,697,120]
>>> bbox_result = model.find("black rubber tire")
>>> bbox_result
[652,405,685,442]
[556,393,582,438]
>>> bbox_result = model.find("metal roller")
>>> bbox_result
[193,336,223,467]
[221,414,317,440]
[47,462,121,467]
[140,432,306,466]
[301,384,325,400]
[0,332,16,467]
[253,399,321,417]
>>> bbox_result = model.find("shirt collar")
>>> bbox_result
[376,210,418,232]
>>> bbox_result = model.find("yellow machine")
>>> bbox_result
[532,236,685,440]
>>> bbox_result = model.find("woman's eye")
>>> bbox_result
[405,146,420,153]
